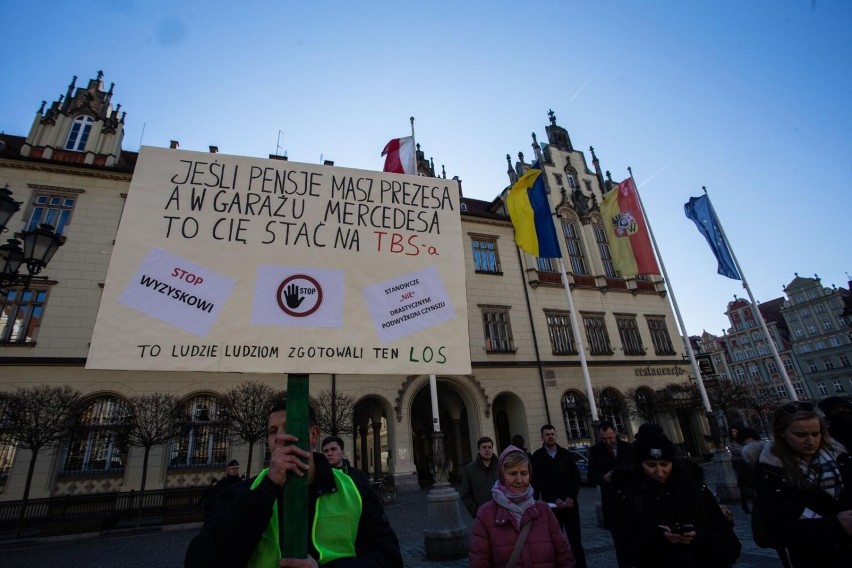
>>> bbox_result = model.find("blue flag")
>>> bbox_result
[684,194,741,280]
[506,161,561,258]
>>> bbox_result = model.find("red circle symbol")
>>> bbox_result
[276,274,323,317]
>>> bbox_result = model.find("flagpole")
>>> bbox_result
[410,116,416,153]
[628,168,712,413]
[532,141,598,422]
[701,187,798,401]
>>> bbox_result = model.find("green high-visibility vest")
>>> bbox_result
[247,467,362,566]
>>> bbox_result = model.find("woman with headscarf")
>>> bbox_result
[469,445,575,568]
[749,401,852,567]
[610,426,741,567]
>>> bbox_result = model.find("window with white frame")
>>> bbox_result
[169,395,229,468]
[62,396,130,474]
[560,217,588,275]
[767,360,778,374]
[615,315,644,355]
[471,235,501,273]
[794,327,804,338]
[824,357,835,370]
[1,288,49,344]
[831,337,843,347]
[784,358,795,372]
[561,392,588,439]
[794,382,806,397]
[646,317,675,355]
[65,115,94,151]
[816,304,826,314]
[818,382,828,395]
[735,367,745,381]
[775,384,786,398]
[823,320,834,331]
[26,192,77,236]
[840,354,851,367]
[482,307,514,353]
[536,256,557,272]
[749,365,761,378]
[546,311,576,355]
[582,313,612,355]
[833,379,846,393]
[808,359,819,372]
[593,224,616,278]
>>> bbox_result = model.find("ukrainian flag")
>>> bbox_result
[506,166,561,258]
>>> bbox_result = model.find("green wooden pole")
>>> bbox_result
[280,373,309,560]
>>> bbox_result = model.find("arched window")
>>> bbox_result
[561,391,588,439]
[170,395,229,468]
[63,396,130,474]
[65,115,94,151]
[635,387,657,423]
[560,216,588,275]
[592,222,616,278]
[600,389,626,433]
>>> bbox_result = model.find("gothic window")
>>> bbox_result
[63,396,130,474]
[616,315,644,355]
[635,387,657,423]
[560,217,588,275]
[646,317,676,355]
[561,391,588,439]
[471,235,501,274]
[593,223,616,278]
[169,395,229,468]
[482,307,514,353]
[65,115,94,151]
[600,389,626,433]
[26,192,77,236]
[1,287,49,344]
[546,311,576,355]
[583,314,612,355]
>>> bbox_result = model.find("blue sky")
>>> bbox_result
[2,0,850,338]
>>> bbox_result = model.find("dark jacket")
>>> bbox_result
[611,464,741,568]
[202,474,241,512]
[461,455,498,517]
[469,500,576,568]
[530,445,580,505]
[749,440,852,568]
[587,440,634,529]
[184,452,403,567]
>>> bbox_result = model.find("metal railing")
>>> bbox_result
[0,486,208,538]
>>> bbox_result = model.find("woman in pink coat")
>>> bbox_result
[469,445,576,568]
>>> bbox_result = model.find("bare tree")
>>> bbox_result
[4,385,81,533]
[313,389,355,437]
[221,382,282,477]
[623,387,659,424]
[126,393,182,493]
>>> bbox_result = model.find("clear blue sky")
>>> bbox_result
[2,0,850,338]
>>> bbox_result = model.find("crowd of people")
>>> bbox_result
[183,395,852,567]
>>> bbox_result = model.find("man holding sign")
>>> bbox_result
[185,400,402,567]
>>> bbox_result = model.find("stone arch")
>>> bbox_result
[599,387,629,435]
[352,394,394,481]
[491,391,528,452]
[560,389,591,442]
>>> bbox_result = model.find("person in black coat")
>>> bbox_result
[750,401,852,567]
[611,427,741,568]
[587,421,634,567]
[531,424,587,568]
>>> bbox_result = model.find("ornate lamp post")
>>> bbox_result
[0,185,66,292]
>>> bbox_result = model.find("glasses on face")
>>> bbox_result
[780,401,816,415]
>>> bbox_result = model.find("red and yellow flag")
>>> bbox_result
[600,178,660,277]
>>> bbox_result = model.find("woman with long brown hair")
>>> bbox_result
[751,401,852,567]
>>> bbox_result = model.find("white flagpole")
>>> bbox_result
[532,142,599,422]
[701,187,798,401]
[628,168,712,413]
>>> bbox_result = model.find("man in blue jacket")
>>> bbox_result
[185,401,402,567]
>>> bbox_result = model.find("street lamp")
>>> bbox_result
[0,185,66,292]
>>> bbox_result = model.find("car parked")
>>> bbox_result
[568,446,590,484]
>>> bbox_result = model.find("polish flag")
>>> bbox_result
[381,136,416,175]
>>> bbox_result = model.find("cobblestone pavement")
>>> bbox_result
[2,484,785,567]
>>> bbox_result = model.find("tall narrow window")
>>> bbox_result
[616,315,644,355]
[561,392,588,439]
[593,224,616,278]
[582,314,612,355]
[65,115,94,151]
[600,389,626,433]
[561,218,588,274]
[63,396,130,474]
[635,387,657,423]
[482,307,514,353]
[536,257,557,272]
[471,235,501,273]
[170,395,229,468]
[546,311,576,355]
[0,288,49,344]
[646,317,675,355]
[0,396,15,488]
[27,192,77,236]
